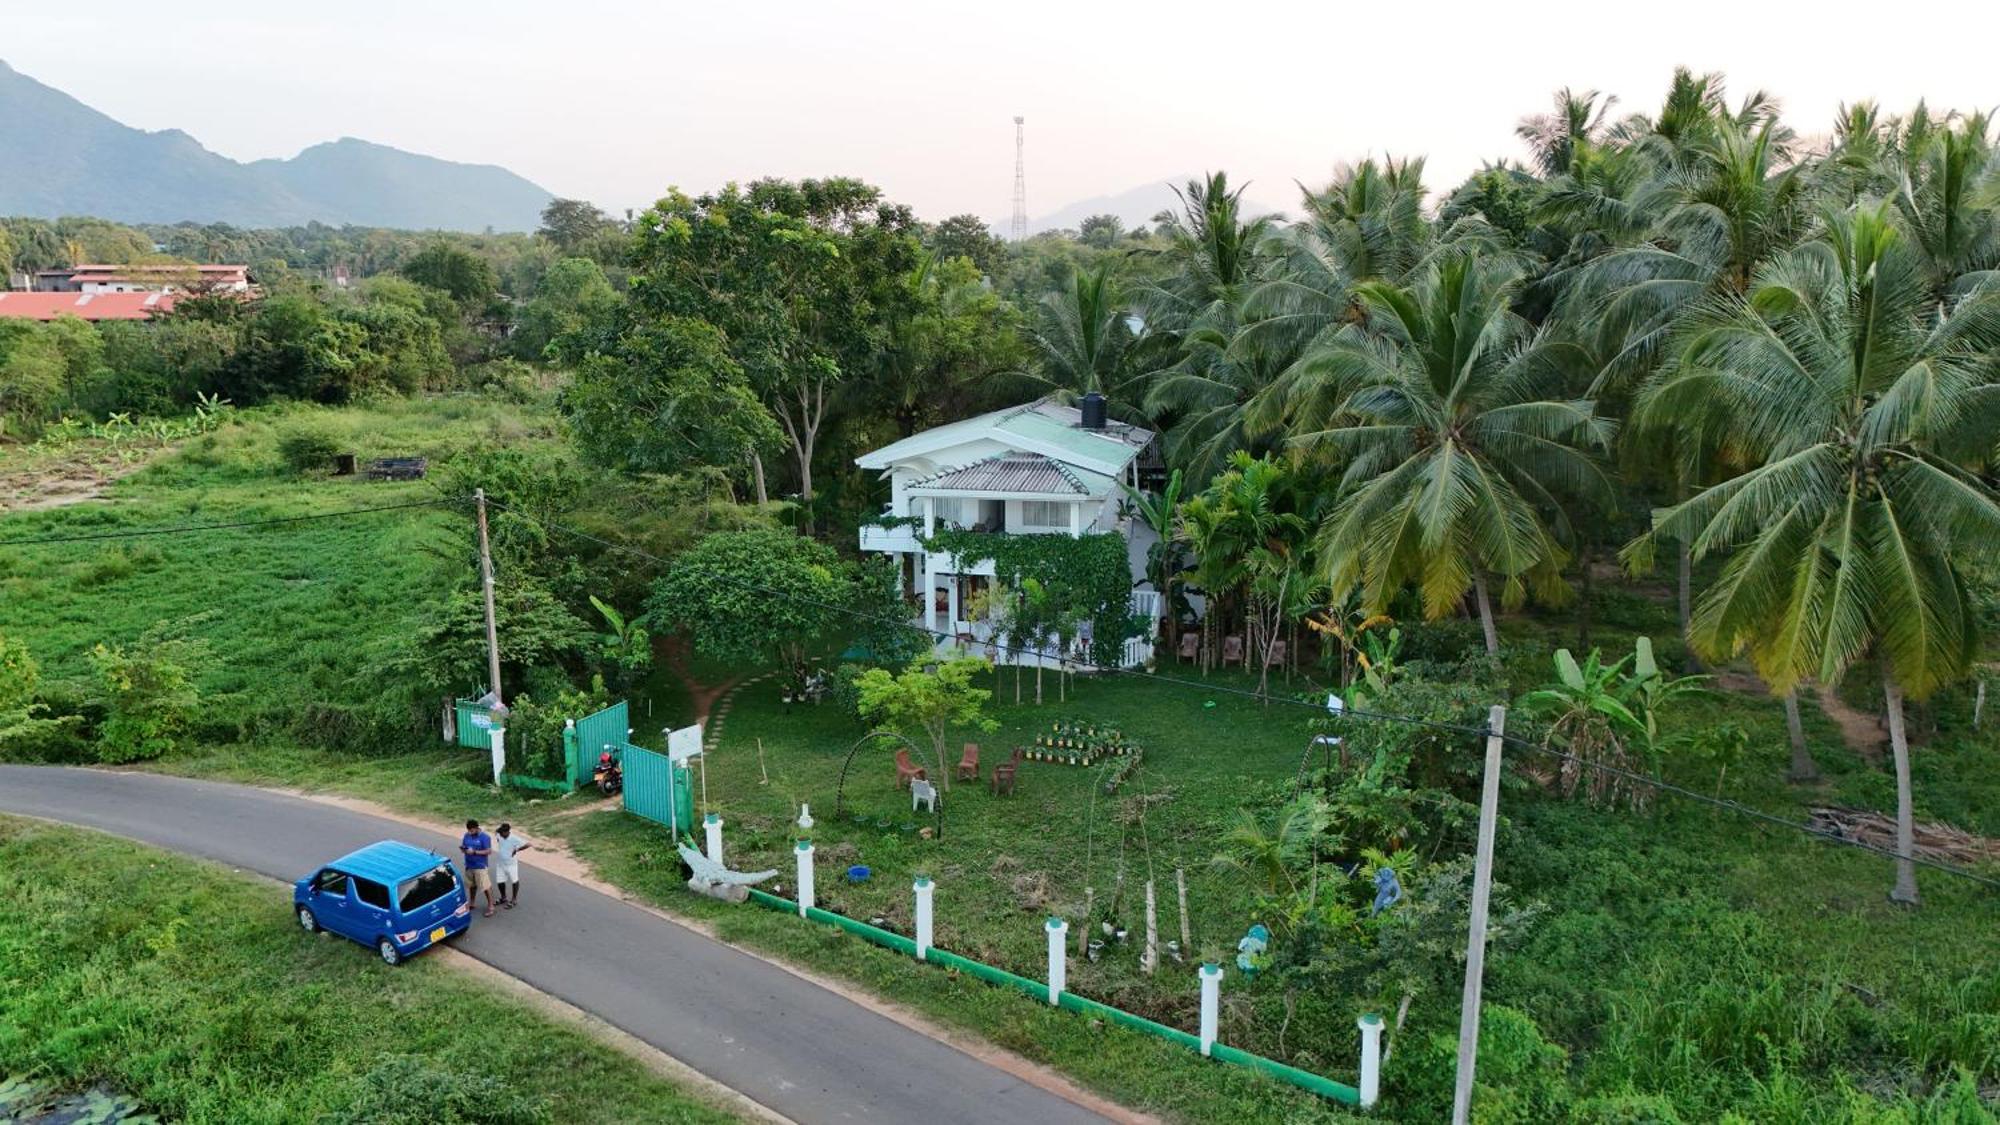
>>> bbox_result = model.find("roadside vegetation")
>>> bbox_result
[0,815,736,1124]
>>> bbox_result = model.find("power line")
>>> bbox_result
[0,497,465,547]
[481,497,2000,890]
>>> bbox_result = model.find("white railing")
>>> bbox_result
[1129,589,1164,621]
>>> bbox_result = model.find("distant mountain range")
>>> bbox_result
[1019,176,1283,236]
[0,60,552,231]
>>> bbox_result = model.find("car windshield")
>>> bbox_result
[397,865,458,913]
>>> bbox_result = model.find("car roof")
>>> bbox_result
[327,840,450,885]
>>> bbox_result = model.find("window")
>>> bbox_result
[398,866,459,913]
[1020,500,1068,528]
[354,879,391,910]
[314,869,349,896]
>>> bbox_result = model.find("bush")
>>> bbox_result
[88,640,201,763]
[331,1054,550,1125]
[276,426,342,475]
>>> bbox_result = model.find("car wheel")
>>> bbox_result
[376,938,401,966]
[297,906,319,933]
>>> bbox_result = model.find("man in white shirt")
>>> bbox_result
[492,823,537,910]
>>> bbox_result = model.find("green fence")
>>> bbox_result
[620,742,694,834]
[565,701,630,789]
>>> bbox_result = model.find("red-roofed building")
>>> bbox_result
[0,292,180,321]
[32,264,249,294]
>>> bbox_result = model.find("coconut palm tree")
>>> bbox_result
[1018,260,1139,404]
[1298,253,1615,656]
[1517,88,1619,178]
[1630,202,2000,905]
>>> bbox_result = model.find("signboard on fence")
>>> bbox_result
[667,723,702,764]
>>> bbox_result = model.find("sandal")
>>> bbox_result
[503,901,515,909]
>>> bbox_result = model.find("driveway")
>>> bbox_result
[0,766,1112,1125]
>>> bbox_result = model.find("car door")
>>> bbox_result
[351,876,394,943]
[310,868,356,938]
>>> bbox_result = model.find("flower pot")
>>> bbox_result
[1087,939,1105,962]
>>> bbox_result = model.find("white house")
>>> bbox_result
[854,394,1165,668]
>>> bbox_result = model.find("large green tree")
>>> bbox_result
[1632,203,2000,905]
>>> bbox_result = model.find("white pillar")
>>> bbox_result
[1358,1012,1384,1109]
[923,495,936,537]
[1045,918,1068,1005]
[704,813,724,865]
[947,577,960,634]
[923,554,938,636]
[1069,501,1082,537]
[913,876,934,961]
[489,726,506,786]
[1198,962,1222,1056]
[795,840,815,917]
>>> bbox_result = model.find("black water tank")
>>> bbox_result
[1080,391,1107,430]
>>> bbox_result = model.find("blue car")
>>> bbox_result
[293,840,472,965]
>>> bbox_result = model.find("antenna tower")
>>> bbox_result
[1010,116,1028,241]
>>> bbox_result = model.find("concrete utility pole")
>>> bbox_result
[1452,704,1508,1124]
[474,488,504,706]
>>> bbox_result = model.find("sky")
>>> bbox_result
[8,0,2000,226]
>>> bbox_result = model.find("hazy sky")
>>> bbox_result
[9,1,2000,225]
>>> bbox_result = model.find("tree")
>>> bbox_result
[1303,254,1614,655]
[646,529,853,676]
[539,198,615,252]
[853,656,997,790]
[1020,260,1137,403]
[1632,203,2000,905]
[514,257,621,362]
[1078,213,1125,249]
[401,241,499,306]
[560,314,782,478]
[626,178,922,531]
[89,639,202,764]
[867,253,1025,437]
[1124,468,1190,658]
[1517,88,1618,178]
[925,214,1004,276]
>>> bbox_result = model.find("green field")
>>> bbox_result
[0,815,735,1125]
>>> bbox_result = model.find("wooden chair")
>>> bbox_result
[1222,635,1245,666]
[990,748,1024,796]
[894,748,924,790]
[957,742,980,781]
[1177,632,1199,663]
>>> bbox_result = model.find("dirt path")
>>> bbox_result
[660,635,744,726]
[0,447,161,514]
[1710,669,1885,762]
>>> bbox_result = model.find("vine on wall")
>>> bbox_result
[925,529,1140,665]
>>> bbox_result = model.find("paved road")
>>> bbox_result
[0,766,1108,1125]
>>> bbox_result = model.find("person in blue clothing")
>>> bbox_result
[460,818,496,917]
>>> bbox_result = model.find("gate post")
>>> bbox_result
[562,720,577,788]
[1357,1012,1384,1109]
[913,876,934,961]
[1045,918,1067,1004]
[1198,963,1222,1056]
[795,840,815,917]
[704,813,724,865]
[489,725,507,787]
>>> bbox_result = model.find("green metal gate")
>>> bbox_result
[453,699,499,750]
[564,701,630,789]
[620,742,694,836]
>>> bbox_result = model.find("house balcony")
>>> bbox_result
[858,520,923,554]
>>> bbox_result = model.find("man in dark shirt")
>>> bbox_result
[460,818,495,917]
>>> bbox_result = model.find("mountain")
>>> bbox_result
[1021,176,1283,236]
[0,60,551,231]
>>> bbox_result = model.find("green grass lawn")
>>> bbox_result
[0,815,736,1125]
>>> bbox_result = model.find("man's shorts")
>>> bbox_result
[466,866,493,891]
[495,862,521,885]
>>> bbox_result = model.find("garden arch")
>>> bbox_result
[833,729,946,839]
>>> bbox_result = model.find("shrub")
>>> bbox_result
[88,640,201,763]
[276,426,342,475]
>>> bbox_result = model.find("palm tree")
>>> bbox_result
[1631,202,2000,905]
[1517,88,1618,178]
[1124,468,1190,659]
[1019,260,1139,404]
[1298,254,1615,656]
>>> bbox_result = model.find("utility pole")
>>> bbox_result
[1010,116,1028,242]
[474,489,504,706]
[1452,704,1507,1125]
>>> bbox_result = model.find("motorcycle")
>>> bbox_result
[593,749,623,795]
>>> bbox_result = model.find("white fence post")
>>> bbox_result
[489,725,507,786]
[913,876,934,961]
[1045,918,1067,1004]
[795,840,815,917]
[1198,963,1222,1056]
[704,813,724,865]
[1358,1012,1383,1109]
